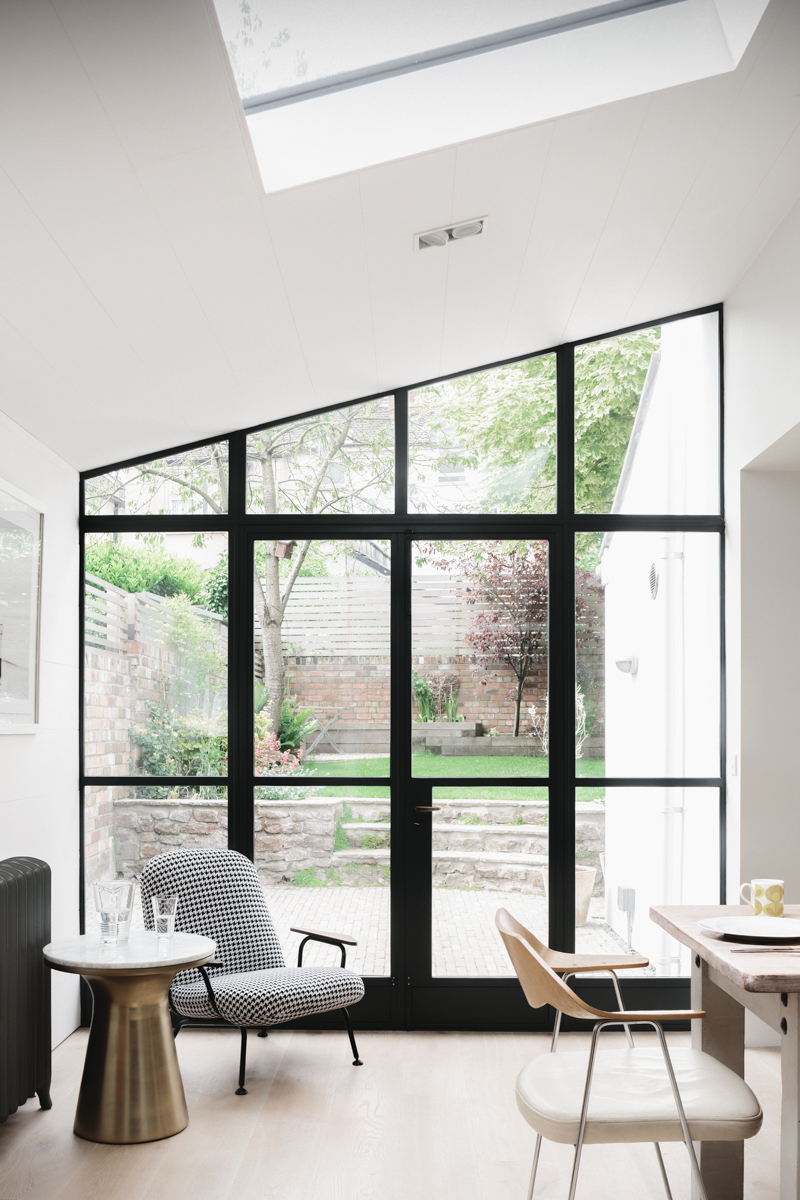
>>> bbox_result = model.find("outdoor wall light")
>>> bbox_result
[615,655,638,675]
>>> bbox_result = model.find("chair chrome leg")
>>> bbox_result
[342,1007,363,1065]
[652,1024,708,1200]
[653,1143,674,1200]
[552,971,573,1052]
[567,1022,603,1200]
[236,1027,248,1095]
[608,970,634,1049]
[526,1134,543,1200]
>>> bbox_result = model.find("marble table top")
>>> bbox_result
[44,930,215,972]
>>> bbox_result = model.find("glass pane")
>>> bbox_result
[575,312,719,514]
[0,486,41,724]
[576,531,720,777]
[246,398,394,515]
[84,442,229,515]
[409,355,556,514]
[84,533,228,776]
[254,540,390,779]
[214,1,589,102]
[586,788,719,976]
[431,787,548,977]
[83,784,227,935]
[256,785,390,976]
[412,540,548,777]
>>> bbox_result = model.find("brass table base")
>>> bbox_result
[76,966,191,1144]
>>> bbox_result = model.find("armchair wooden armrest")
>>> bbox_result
[291,926,357,968]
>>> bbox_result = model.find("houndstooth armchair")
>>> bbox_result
[140,849,365,1094]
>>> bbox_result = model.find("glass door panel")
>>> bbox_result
[589,788,719,975]
[83,784,227,936]
[412,540,549,777]
[255,784,391,977]
[575,531,720,777]
[431,786,548,976]
[84,531,229,778]
[254,538,390,778]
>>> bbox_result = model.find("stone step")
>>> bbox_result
[331,847,603,896]
[333,847,547,867]
[344,798,603,827]
[342,822,390,849]
[340,820,553,855]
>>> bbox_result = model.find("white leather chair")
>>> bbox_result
[496,908,762,1200]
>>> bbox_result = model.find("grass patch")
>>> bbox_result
[293,868,324,887]
[306,754,606,803]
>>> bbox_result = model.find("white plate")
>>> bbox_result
[698,915,800,943]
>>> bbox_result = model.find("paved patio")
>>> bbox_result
[265,886,646,977]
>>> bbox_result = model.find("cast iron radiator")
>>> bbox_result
[0,857,52,1121]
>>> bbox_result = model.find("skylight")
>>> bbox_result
[219,0,770,193]
[213,0,682,110]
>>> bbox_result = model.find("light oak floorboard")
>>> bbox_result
[0,1028,781,1200]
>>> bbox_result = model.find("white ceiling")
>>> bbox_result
[0,0,799,472]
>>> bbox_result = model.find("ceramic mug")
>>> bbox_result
[740,878,784,917]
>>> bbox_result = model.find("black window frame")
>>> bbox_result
[79,301,725,1028]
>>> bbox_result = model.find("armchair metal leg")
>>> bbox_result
[236,1027,248,1095]
[653,1143,674,1200]
[257,1027,269,1038]
[342,1007,363,1065]
[526,1133,543,1200]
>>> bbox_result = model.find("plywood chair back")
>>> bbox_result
[496,908,600,1020]
[495,908,704,1023]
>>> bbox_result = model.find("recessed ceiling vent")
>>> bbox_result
[416,217,487,250]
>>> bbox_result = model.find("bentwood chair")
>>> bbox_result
[496,908,762,1200]
[140,849,365,1094]
[498,909,650,1051]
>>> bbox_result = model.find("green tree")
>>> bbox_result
[85,537,205,600]
[412,328,660,553]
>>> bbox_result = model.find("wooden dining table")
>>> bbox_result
[651,904,800,1200]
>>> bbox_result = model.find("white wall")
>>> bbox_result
[725,197,800,909]
[0,410,80,1045]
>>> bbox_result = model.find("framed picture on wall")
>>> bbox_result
[0,479,43,729]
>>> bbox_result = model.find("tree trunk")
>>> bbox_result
[513,671,526,737]
[254,550,284,738]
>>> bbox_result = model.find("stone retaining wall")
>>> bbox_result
[111,795,605,895]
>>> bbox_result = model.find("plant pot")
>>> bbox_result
[540,866,598,927]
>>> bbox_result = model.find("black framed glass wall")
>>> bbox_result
[79,303,724,1029]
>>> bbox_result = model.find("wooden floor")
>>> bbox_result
[0,1028,781,1199]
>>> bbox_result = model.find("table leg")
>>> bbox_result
[691,956,745,1199]
[781,992,800,1200]
[76,969,188,1144]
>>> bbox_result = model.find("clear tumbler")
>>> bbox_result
[93,880,136,945]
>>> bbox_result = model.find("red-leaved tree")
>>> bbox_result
[423,541,600,737]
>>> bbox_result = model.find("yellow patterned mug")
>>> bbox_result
[740,878,784,917]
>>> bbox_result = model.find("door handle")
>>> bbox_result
[414,806,441,812]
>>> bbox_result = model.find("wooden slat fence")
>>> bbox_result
[276,575,485,658]
[84,575,228,657]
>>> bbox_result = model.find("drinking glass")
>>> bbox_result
[93,880,136,945]
[152,894,179,939]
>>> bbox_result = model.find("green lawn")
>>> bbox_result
[309,754,606,803]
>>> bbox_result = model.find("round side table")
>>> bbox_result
[44,931,214,1144]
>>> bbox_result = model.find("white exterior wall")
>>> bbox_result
[0,410,80,1045]
[601,315,721,972]
[725,196,800,908]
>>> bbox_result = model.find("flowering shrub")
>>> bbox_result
[255,731,304,776]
